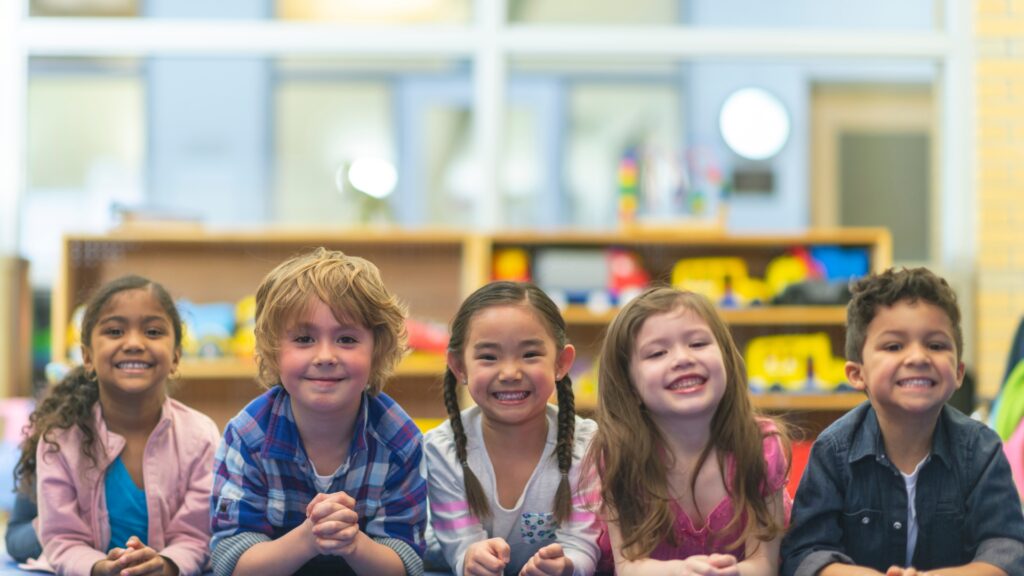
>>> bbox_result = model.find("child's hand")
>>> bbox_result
[676,553,739,575]
[463,538,510,576]
[519,543,572,576]
[307,491,361,557]
[92,537,178,576]
[886,567,928,576]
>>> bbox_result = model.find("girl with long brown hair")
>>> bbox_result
[587,287,790,576]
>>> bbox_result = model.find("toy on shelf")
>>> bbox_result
[670,257,770,308]
[533,247,651,312]
[745,332,848,393]
[406,317,448,355]
[178,299,235,359]
[492,247,531,282]
[231,295,257,360]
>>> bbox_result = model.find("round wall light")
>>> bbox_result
[718,87,790,161]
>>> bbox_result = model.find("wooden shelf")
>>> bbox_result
[750,391,865,411]
[179,352,446,380]
[562,305,847,326]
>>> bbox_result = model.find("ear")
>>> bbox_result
[81,345,94,373]
[446,349,467,384]
[172,347,182,372]
[845,360,867,392]
[555,344,576,381]
[955,361,966,389]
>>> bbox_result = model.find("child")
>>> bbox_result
[425,281,603,576]
[781,267,1024,575]
[15,274,220,576]
[587,286,790,576]
[209,247,427,576]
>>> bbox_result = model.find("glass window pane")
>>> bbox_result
[509,0,938,30]
[275,81,395,226]
[30,0,138,17]
[276,0,471,23]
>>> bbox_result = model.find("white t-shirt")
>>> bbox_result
[424,404,602,576]
[901,457,929,567]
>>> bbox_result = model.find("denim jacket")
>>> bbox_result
[781,402,1024,576]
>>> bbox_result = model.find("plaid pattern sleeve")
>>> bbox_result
[210,390,276,548]
[359,393,428,558]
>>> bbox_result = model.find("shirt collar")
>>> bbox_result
[847,404,952,468]
[263,387,370,462]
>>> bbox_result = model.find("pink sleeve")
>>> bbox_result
[756,418,793,521]
[36,436,107,576]
[1003,418,1024,499]
[158,420,219,575]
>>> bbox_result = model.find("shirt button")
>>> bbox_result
[861,517,870,525]
[893,521,903,530]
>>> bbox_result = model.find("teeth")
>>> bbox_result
[668,377,703,390]
[117,362,150,369]
[899,378,933,388]
[494,391,529,401]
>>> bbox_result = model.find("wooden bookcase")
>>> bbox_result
[52,228,488,428]
[53,226,890,433]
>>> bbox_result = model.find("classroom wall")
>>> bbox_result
[975,0,1024,399]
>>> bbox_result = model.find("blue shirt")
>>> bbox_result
[209,386,427,576]
[781,402,1024,575]
[105,456,148,552]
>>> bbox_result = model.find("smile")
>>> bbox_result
[115,361,152,370]
[897,377,935,388]
[667,376,705,391]
[493,391,530,401]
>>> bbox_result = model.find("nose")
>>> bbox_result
[904,342,931,366]
[498,361,522,383]
[670,345,695,369]
[123,329,144,351]
[312,342,337,366]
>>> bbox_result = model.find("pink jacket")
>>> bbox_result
[36,398,220,576]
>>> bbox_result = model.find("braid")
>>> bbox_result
[443,369,491,520]
[552,374,575,524]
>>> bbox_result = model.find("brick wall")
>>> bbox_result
[976,0,1024,399]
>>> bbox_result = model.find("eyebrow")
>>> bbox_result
[98,315,169,325]
[472,338,546,350]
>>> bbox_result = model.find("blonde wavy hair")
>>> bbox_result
[253,247,408,394]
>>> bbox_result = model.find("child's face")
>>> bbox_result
[629,306,726,428]
[448,304,575,429]
[845,299,964,422]
[83,288,180,400]
[278,297,374,420]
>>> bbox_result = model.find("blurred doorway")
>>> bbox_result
[811,84,935,265]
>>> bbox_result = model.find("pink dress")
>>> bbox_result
[598,419,790,571]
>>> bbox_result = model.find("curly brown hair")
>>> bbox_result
[585,286,789,559]
[15,275,182,497]
[253,247,408,395]
[845,267,962,364]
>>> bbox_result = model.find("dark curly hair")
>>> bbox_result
[14,275,182,497]
[845,267,962,364]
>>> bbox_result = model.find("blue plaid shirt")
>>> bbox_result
[210,386,427,576]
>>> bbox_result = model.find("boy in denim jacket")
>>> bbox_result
[782,267,1024,576]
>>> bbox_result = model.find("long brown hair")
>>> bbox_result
[586,286,789,559]
[15,275,182,497]
[442,281,576,523]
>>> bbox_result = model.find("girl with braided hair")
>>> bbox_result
[424,281,603,576]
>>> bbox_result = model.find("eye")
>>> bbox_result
[882,342,902,352]
[474,353,497,362]
[644,349,665,359]
[293,335,313,344]
[690,341,710,349]
[103,327,124,337]
[929,341,952,351]
[146,327,166,338]
[338,335,358,345]
[523,350,543,359]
